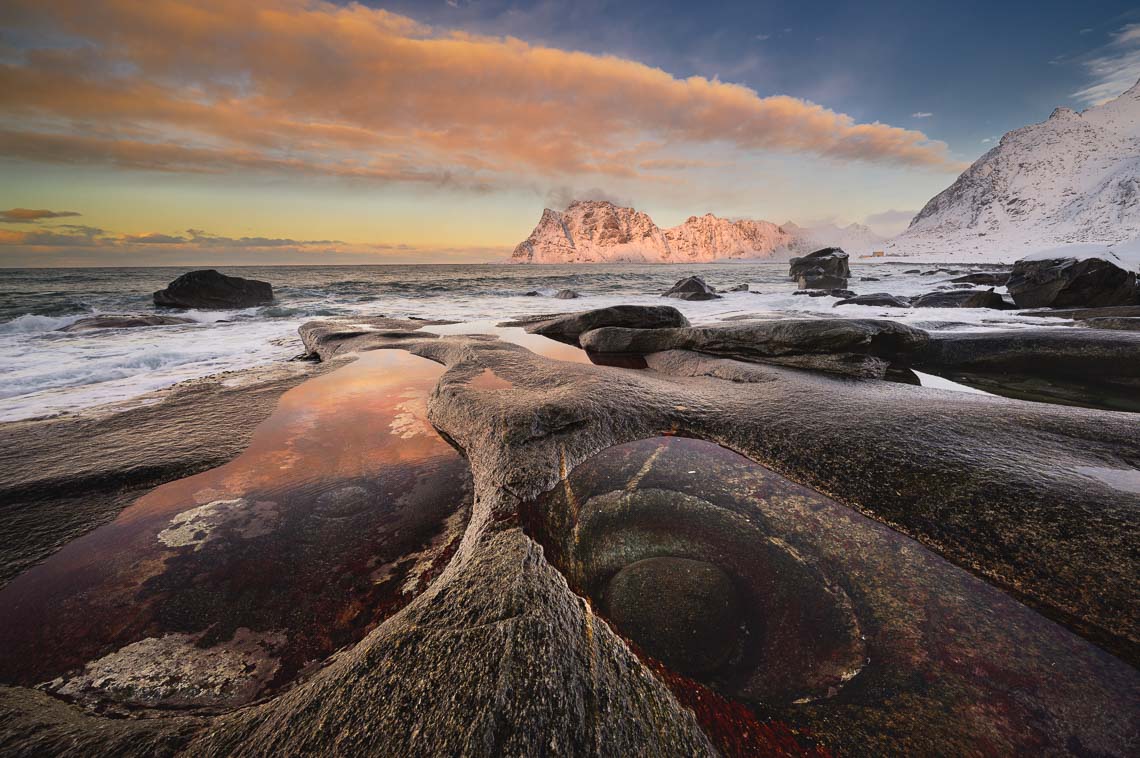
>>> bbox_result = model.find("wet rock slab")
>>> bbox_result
[522,437,1139,755]
[522,304,689,345]
[579,318,928,378]
[2,315,1139,756]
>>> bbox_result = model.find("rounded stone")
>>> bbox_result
[601,556,742,675]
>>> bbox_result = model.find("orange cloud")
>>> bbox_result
[0,0,963,188]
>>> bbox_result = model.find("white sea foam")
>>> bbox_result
[0,263,1077,422]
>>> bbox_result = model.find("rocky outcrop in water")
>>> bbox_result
[1007,254,1139,308]
[154,270,273,309]
[789,248,850,289]
[58,315,196,331]
[661,276,721,301]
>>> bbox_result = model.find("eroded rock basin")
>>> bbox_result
[523,437,1140,756]
[0,350,472,712]
[2,312,1138,756]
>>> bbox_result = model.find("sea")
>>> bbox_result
[0,262,1054,422]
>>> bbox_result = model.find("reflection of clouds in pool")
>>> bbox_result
[389,389,432,439]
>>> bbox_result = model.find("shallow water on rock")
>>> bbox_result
[0,350,472,711]
[522,437,1140,755]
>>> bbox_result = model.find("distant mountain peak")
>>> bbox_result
[511,203,883,263]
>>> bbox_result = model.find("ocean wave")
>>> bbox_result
[0,312,90,334]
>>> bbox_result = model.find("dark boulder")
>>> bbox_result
[553,290,581,300]
[859,277,881,282]
[834,293,912,308]
[951,271,1011,286]
[526,305,690,345]
[153,269,273,309]
[789,247,850,281]
[579,318,929,378]
[58,315,196,332]
[911,289,1010,309]
[662,276,721,301]
[728,284,750,292]
[1006,255,1138,309]
[797,272,848,289]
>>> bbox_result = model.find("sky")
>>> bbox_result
[0,0,1138,266]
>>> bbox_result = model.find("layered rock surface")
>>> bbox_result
[1,313,1138,756]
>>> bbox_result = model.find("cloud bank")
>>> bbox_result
[0,222,505,265]
[0,0,961,192]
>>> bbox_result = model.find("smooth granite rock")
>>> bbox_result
[524,305,690,346]
[578,319,928,378]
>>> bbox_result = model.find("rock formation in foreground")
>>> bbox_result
[510,200,884,263]
[891,78,1140,258]
[1,310,1139,755]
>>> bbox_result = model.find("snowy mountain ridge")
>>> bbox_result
[888,78,1140,261]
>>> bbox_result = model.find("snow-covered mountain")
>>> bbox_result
[510,201,882,263]
[889,78,1140,260]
